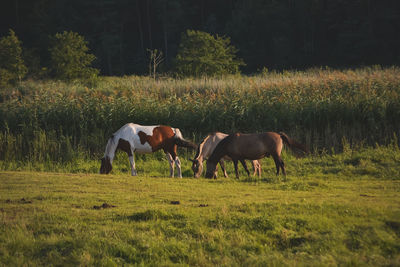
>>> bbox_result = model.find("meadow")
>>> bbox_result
[1,67,400,265]
[1,145,400,266]
[0,143,400,266]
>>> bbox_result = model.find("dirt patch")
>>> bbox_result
[386,221,400,237]
[170,201,180,205]
[93,203,116,210]
[5,198,32,204]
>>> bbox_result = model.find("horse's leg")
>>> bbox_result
[272,154,286,176]
[175,156,182,178]
[219,159,228,178]
[272,155,280,175]
[253,160,261,178]
[280,158,286,176]
[213,164,218,179]
[129,155,137,176]
[233,160,240,179]
[169,148,182,178]
[251,160,260,176]
[239,159,250,177]
[128,149,137,176]
[166,152,175,177]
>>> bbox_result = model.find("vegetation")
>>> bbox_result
[0,67,399,265]
[175,30,244,77]
[49,31,99,83]
[1,143,399,265]
[1,1,399,75]
[0,29,27,88]
[0,67,399,164]
[1,1,399,265]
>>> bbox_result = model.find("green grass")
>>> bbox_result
[1,143,399,179]
[1,67,400,265]
[1,146,400,266]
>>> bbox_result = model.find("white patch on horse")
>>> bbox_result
[102,124,158,171]
[121,123,156,153]
[172,128,183,139]
[101,123,195,177]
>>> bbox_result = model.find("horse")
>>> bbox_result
[191,132,261,178]
[100,123,197,177]
[205,132,308,179]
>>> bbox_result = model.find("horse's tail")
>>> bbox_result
[279,132,309,154]
[173,128,197,149]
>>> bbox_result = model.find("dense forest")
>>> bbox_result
[1,0,399,76]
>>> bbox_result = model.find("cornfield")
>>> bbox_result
[1,66,399,162]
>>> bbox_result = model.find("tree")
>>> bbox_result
[147,48,164,79]
[49,31,99,82]
[175,30,244,77]
[0,29,27,87]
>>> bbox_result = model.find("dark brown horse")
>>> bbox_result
[191,132,261,178]
[205,132,308,179]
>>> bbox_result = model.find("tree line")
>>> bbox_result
[0,0,399,76]
[0,28,242,86]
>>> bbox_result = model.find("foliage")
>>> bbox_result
[0,67,399,162]
[0,29,27,87]
[175,30,244,77]
[2,1,399,75]
[49,31,99,84]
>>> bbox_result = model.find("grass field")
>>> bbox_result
[1,67,400,265]
[1,146,400,266]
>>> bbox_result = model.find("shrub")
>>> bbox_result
[0,29,27,87]
[49,31,99,84]
[175,30,244,77]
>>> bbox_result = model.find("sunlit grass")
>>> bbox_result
[1,149,399,266]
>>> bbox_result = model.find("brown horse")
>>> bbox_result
[191,132,261,178]
[205,132,308,179]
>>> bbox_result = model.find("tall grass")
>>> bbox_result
[1,66,399,162]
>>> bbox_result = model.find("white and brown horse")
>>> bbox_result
[100,123,196,177]
[205,132,308,179]
[191,132,261,178]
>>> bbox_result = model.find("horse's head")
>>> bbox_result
[205,160,217,179]
[191,159,203,178]
[100,157,112,174]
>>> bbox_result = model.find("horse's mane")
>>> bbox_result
[193,132,225,160]
[193,135,211,160]
[207,134,234,164]
[104,134,116,157]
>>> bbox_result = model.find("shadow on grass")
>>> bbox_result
[125,209,186,222]
[240,176,284,184]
